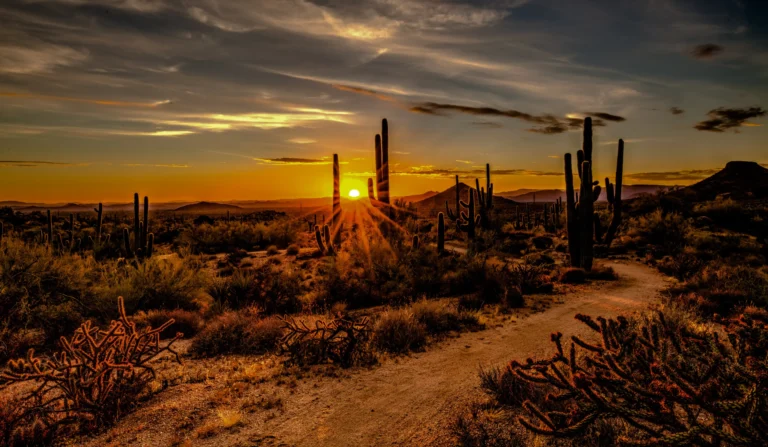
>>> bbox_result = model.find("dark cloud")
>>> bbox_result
[669,107,685,115]
[410,102,616,135]
[471,121,502,128]
[0,160,76,167]
[691,44,724,59]
[693,107,766,132]
[625,169,720,182]
[584,112,625,122]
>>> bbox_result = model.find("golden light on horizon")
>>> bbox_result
[349,189,360,199]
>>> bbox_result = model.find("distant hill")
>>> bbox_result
[677,161,768,201]
[397,191,438,204]
[498,185,670,203]
[495,188,540,198]
[413,182,517,216]
[175,202,243,213]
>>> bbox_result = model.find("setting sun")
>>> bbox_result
[348,189,360,199]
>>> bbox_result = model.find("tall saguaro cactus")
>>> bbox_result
[133,193,140,251]
[94,203,103,243]
[332,153,341,245]
[476,163,493,227]
[457,188,480,239]
[437,212,445,254]
[604,139,624,247]
[445,175,460,221]
[564,118,625,270]
[369,119,392,207]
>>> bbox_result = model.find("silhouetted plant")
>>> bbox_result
[509,311,768,446]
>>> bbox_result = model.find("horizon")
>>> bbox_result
[1,0,767,202]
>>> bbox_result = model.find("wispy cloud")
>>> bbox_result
[253,157,332,165]
[1,92,172,108]
[669,107,685,115]
[0,160,84,167]
[287,138,317,144]
[121,163,189,168]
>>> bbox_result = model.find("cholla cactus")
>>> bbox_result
[509,311,768,446]
[0,297,182,430]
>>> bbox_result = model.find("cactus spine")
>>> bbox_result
[437,212,445,254]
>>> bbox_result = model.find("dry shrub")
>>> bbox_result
[373,310,428,354]
[411,299,483,334]
[451,403,529,447]
[558,267,586,284]
[280,314,375,367]
[190,308,283,357]
[585,263,618,280]
[134,308,204,339]
[285,244,300,256]
[0,297,182,442]
[677,263,768,313]
[478,365,546,409]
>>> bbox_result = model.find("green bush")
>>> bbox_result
[627,209,691,254]
[207,265,302,314]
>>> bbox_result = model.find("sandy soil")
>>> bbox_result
[79,260,668,447]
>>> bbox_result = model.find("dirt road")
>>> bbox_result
[247,261,667,447]
[79,261,667,447]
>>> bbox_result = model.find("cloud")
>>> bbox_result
[0,160,82,167]
[1,92,172,108]
[670,107,685,115]
[287,138,317,144]
[0,43,88,74]
[348,165,561,179]
[471,121,502,128]
[625,169,720,182]
[332,84,398,102]
[410,102,617,134]
[690,44,724,59]
[455,160,473,164]
[121,163,189,168]
[253,157,332,165]
[693,107,766,132]
[583,112,626,122]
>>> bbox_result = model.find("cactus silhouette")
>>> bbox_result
[457,188,480,239]
[445,175,460,222]
[437,212,445,254]
[563,118,625,270]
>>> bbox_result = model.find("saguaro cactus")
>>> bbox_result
[445,175,460,221]
[564,118,625,270]
[332,153,341,245]
[437,212,445,254]
[457,188,480,239]
[604,139,624,247]
[93,203,103,243]
[133,193,140,251]
[369,119,392,207]
[47,209,53,246]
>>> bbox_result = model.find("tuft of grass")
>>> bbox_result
[285,244,300,256]
[558,267,587,284]
[266,245,279,256]
[373,309,427,354]
[190,309,283,357]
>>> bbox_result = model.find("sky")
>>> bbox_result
[0,0,767,203]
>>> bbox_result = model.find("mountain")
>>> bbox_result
[678,161,768,201]
[495,188,540,198]
[174,202,243,213]
[498,185,670,203]
[413,182,517,215]
[397,191,439,204]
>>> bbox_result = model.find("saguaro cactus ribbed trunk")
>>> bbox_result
[332,153,341,245]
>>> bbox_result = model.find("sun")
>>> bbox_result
[348,189,361,199]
